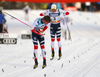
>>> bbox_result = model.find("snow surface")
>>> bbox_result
[0,10,100,77]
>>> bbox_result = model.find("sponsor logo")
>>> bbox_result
[49,13,60,17]
[0,38,17,44]
[21,34,32,39]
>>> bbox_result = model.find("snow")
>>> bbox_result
[0,10,100,77]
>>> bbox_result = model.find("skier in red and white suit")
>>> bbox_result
[40,4,69,59]
[30,16,51,69]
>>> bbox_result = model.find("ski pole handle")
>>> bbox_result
[2,11,31,27]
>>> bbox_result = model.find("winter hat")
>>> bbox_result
[51,4,57,9]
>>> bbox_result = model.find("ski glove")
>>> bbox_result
[40,13,43,16]
[31,29,44,35]
[65,12,69,15]
[37,26,48,33]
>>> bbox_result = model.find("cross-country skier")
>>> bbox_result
[39,3,69,60]
[30,16,51,69]
[62,16,73,40]
[23,5,31,20]
[0,10,6,33]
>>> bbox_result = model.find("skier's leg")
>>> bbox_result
[39,36,47,68]
[34,45,38,61]
[39,36,46,59]
[33,44,38,68]
[41,45,46,59]
[67,23,71,40]
[51,38,55,58]
[0,24,3,33]
[26,13,29,20]
[50,26,55,58]
[40,45,46,65]
[57,38,62,58]
[32,33,38,68]
[68,30,71,40]
[56,24,62,58]
[32,39,38,60]
[40,45,46,64]
[65,30,67,40]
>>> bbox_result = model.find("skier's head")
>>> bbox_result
[51,4,57,13]
[26,5,29,9]
[42,16,51,24]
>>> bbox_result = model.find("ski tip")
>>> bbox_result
[33,67,37,69]
[50,58,54,60]
[58,58,61,60]
[33,65,38,69]
[42,65,47,69]
[42,67,44,69]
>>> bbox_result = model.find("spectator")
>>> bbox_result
[75,2,81,11]
[81,3,86,11]
[0,10,6,33]
[23,5,31,20]
[85,2,91,11]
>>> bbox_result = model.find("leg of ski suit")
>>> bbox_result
[0,24,3,33]
[67,22,71,40]
[65,30,67,40]
[50,23,62,58]
[32,32,46,65]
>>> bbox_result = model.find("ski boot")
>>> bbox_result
[33,59,38,69]
[58,49,62,60]
[65,37,67,40]
[68,36,71,40]
[68,31,71,40]
[42,59,47,69]
[50,50,55,60]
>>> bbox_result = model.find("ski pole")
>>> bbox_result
[2,11,31,27]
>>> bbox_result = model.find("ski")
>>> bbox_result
[50,58,61,60]
[33,65,47,69]
[42,65,47,69]
[58,58,61,60]
[33,65,38,69]
[50,57,54,60]
[33,66,38,69]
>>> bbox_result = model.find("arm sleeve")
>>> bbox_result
[59,9,69,15]
[2,15,6,22]
[40,10,49,16]
[43,26,48,32]
[30,18,39,30]
[43,23,51,32]
[30,19,41,35]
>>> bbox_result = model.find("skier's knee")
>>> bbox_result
[57,38,61,42]
[34,45,38,49]
[41,45,45,49]
[51,38,55,42]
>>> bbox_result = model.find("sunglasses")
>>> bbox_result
[51,9,56,10]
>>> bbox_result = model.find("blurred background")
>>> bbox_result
[0,1,100,77]
[0,1,100,12]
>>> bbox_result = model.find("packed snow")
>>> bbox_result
[0,10,100,77]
